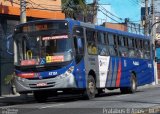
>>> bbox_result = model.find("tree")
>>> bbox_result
[61,0,88,21]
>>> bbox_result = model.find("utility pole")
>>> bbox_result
[144,0,148,35]
[150,0,158,84]
[19,0,27,97]
[20,0,27,23]
[92,0,98,24]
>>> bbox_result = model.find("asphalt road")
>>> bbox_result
[0,85,160,114]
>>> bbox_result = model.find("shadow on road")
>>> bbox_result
[0,89,158,107]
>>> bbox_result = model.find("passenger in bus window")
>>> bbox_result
[87,42,97,55]
[91,43,97,54]
[87,42,92,54]
[121,51,127,57]
[137,50,144,58]
[129,49,135,57]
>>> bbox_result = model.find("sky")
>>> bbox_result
[86,0,141,24]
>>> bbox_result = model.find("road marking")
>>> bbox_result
[115,94,129,98]
[39,104,64,109]
[0,105,17,108]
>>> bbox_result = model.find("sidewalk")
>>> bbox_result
[0,94,34,107]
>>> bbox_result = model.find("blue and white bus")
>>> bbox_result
[13,18,154,102]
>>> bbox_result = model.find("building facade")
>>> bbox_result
[102,22,127,31]
[0,0,65,95]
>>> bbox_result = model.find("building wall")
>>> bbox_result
[0,0,65,19]
[157,64,160,80]
[0,17,18,95]
[103,22,127,31]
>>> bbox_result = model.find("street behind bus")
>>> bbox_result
[0,85,160,114]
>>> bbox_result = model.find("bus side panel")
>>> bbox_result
[74,59,87,88]
[103,57,154,88]
[136,60,154,86]
[120,58,154,87]
[105,57,128,88]
[119,58,131,87]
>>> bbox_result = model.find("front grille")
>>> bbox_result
[16,66,62,72]
[27,75,57,80]
[29,82,55,88]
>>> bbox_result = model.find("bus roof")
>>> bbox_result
[66,18,150,40]
[15,18,150,40]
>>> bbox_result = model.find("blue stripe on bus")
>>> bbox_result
[111,58,118,87]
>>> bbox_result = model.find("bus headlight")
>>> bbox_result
[59,66,74,79]
[17,76,25,82]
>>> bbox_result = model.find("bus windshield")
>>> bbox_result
[14,22,73,66]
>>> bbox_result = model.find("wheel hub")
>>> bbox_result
[89,81,95,94]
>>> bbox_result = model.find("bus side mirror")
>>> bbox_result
[6,34,14,55]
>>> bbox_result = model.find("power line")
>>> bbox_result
[99,9,121,23]
[128,0,142,6]
[99,5,123,21]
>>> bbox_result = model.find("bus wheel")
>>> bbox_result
[83,75,96,99]
[34,91,47,103]
[120,73,137,94]
[128,73,137,93]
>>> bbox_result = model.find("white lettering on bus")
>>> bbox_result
[148,63,152,68]
[133,61,139,66]
[49,72,58,76]
[124,60,127,67]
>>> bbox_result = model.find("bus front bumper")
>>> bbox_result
[14,73,77,93]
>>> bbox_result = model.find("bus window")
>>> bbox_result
[73,27,84,63]
[86,29,96,42]
[108,34,118,56]
[105,33,109,44]
[124,36,128,47]
[118,36,123,46]
[119,47,128,57]
[144,40,150,59]
[139,40,144,59]
[97,32,105,44]
[86,29,97,55]
[118,36,128,57]
[128,38,136,58]
[135,39,144,59]
[108,34,114,45]
[74,36,84,63]
[73,27,83,37]
[97,32,109,56]
[128,38,134,48]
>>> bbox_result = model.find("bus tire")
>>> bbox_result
[128,73,137,93]
[83,75,96,100]
[34,91,47,103]
[120,73,137,94]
